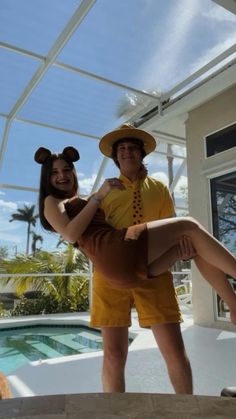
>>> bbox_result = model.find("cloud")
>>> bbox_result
[172,145,186,157]
[76,171,85,178]
[0,214,24,245]
[145,152,167,168]
[0,232,22,244]
[174,175,188,198]
[149,172,188,200]
[0,199,27,246]
[0,199,17,212]
[79,174,98,195]
[150,171,169,185]
[189,34,236,74]
[138,0,201,89]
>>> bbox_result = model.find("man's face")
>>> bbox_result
[116,141,143,172]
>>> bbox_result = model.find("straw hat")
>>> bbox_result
[99,124,156,157]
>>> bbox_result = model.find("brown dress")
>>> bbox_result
[65,196,148,288]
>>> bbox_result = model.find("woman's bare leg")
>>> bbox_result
[148,246,179,277]
[147,217,236,278]
[148,236,196,277]
[194,256,236,324]
[147,217,236,322]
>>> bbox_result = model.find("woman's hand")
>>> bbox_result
[177,235,197,261]
[95,178,125,201]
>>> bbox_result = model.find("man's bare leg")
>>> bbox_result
[152,323,193,394]
[101,326,129,392]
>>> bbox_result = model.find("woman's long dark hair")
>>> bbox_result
[38,153,78,232]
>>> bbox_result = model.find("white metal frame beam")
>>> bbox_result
[0,0,235,203]
[152,130,186,146]
[0,37,234,170]
[1,39,235,144]
[0,0,97,167]
[142,60,236,134]
[162,44,236,102]
[0,41,159,102]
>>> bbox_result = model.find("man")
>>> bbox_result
[90,124,193,394]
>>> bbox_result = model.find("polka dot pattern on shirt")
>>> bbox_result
[133,187,143,225]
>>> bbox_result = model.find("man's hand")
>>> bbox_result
[177,235,196,261]
[96,178,125,201]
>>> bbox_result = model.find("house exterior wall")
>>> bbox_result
[186,85,236,329]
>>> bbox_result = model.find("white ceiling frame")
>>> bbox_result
[8,0,97,120]
[0,41,43,60]
[162,59,236,114]
[153,149,186,160]
[152,130,186,146]
[142,60,236,135]
[0,0,97,168]
[1,32,234,156]
[0,114,101,141]
[0,41,160,103]
[0,1,234,198]
[0,184,38,192]
[161,44,236,102]
[118,49,236,136]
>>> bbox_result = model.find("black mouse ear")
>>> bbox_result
[34,147,51,164]
[62,146,80,162]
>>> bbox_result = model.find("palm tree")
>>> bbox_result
[31,231,43,255]
[9,205,38,254]
[56,235,67,248]
[1,245,89,311]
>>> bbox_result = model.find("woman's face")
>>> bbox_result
[50,159,75,193]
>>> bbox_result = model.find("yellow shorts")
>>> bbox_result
[90,271,182,328]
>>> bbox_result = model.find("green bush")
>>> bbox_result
[10,280,89,316]
[0,302,9,317]
[11,295,58,316]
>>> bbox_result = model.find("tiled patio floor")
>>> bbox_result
[2,307,236,398]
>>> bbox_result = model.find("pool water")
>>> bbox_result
[0,325,103,375]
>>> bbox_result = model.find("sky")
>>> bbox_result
[0,0,236,257]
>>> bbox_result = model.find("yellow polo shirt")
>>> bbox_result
[93,174,175,286]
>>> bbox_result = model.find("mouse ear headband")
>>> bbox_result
[34,146,80,164]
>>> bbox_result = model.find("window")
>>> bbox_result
[206,123,236,157]
[210,171,236,320]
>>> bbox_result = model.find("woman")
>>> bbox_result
[35,146,236,324]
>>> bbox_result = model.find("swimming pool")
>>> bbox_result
[0,324,103,375]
